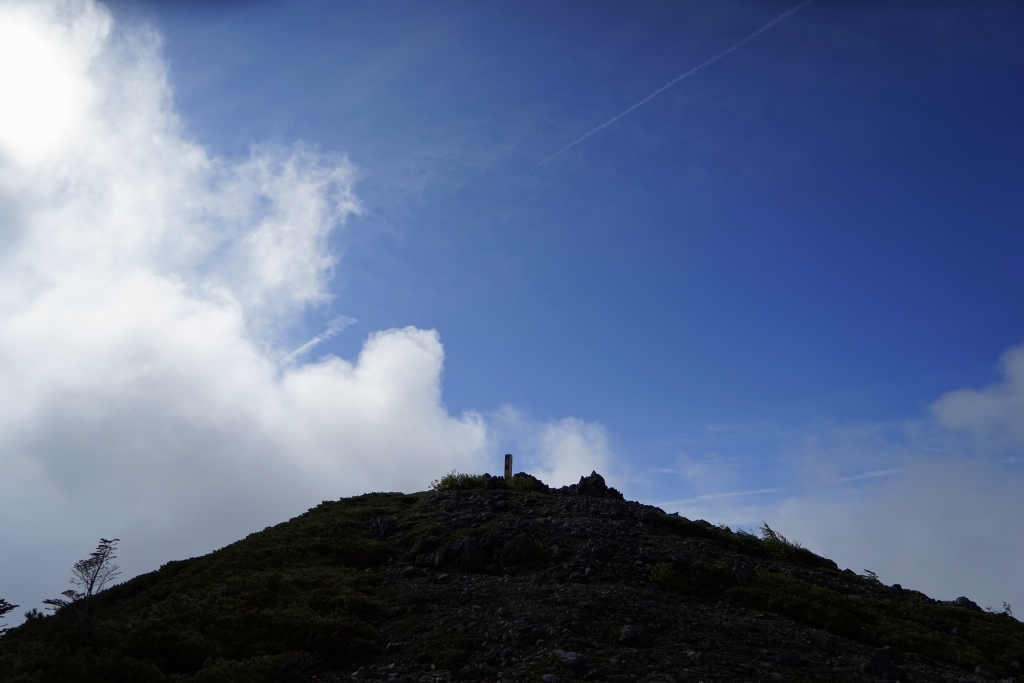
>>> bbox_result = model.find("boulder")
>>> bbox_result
[576,471,609,496]
[573,471,625,499]
[500,534,538,566]
[454,536,482,573]
[955,596,984,612]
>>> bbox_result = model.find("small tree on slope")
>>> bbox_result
[43,538,121,611]
[0,598,17,636]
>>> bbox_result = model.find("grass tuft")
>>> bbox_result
[759,522,837,570]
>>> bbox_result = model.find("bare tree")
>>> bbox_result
[72,538,121,597]
[0,598,17,635]
[43,538,121,612]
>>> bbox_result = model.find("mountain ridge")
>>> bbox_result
[1,470,1021,683]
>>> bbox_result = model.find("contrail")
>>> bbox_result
[657,468,902,506]
[284,315,358,363]
[530,0,816,171]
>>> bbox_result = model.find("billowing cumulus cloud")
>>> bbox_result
[0,0,494,615]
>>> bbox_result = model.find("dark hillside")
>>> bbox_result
[2,471,1022,683]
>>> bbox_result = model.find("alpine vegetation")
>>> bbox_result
[1,469,1022,683]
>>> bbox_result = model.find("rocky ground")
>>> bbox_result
[321,474,1022,683]
[5,471,1020,683]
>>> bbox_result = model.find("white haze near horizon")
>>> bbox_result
[663,347,1024,615]
[2,0,1023,628]
[0,0,613,619]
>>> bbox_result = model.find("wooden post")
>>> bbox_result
[504,453,513,480]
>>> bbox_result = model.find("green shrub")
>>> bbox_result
[507,475,535,492]
[648,563,689,593]
[730,570,878,641]
[728,570,1024,670]
[429,471,485,491]
[648,558,739,596]
[759,522,802,556]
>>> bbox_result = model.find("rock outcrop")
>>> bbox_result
[359,474,1024,683]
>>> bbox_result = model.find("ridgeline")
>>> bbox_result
[1,471,1022,683]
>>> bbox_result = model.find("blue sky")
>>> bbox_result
[164,0,1020,402]
[137,1,1024,479]
[1,0,1023,620]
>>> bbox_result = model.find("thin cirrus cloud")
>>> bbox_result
[655,468,902,505]
[0,0,496,617]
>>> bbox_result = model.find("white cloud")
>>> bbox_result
[285,314,358,363]
[489,408,620,489]
[0,0,104,165]
[0,0,488,617]
[931,344,1024,451]
[533,418,614,486]
[771,460,1024,613]
[665,446,1024,614]
[656,358,1024,615]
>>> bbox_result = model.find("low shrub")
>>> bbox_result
[648,563,688,593]
[729,570,1024,670]
[507,475,536,492]
[429,471,485,491]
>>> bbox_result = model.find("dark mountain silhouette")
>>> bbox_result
[2,470,1022,683]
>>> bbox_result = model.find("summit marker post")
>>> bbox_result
[504,453,513,481]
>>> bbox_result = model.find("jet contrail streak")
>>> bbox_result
[530,0,816,171]
[284,315,358,363]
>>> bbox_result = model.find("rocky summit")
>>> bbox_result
[2,471,1023,683]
